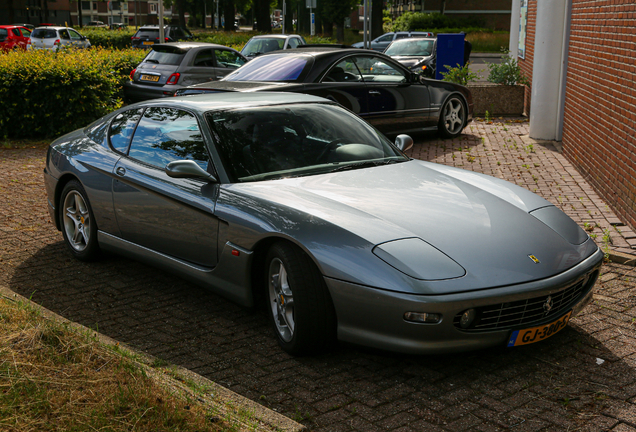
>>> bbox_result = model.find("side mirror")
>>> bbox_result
[395,134,413,152]
[165,160,217,182]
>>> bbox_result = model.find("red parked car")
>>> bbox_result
[0,25,32,52]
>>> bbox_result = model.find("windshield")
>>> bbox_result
[207,103,407,182]
[223,54,309,82]
[241,37,284,57]
[385,39,435,56]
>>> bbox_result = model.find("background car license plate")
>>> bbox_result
[507,311,572,347]
[140,75,160,82]
[143,41,154,45]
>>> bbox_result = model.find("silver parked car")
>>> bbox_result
[240,34,306,60]
[29,26,90,51]
[352,31,434,51]
[44,92,602,356]
[124,42,247,103]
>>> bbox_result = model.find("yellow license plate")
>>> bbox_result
[140,75,160,82]
[142,41,154,45]
[507,310,572,347]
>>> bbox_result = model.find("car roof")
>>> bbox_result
[33,26,69,30]
[152,41,231,49]
[249,34,301,39]
[136,92,330,112]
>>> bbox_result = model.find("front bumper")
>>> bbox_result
[325,247,603,354]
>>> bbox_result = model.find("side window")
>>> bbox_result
[193,49,214,67]
[395,33,409,39]
[20,28,31,37]
[69,29,82,40]
[128,108,209,170]
[376,34,393,43]
[11,29,21,37]
[215,50,245,69]
[322,58,362,82]
[288,38,300,49]
[357,56,407,83]
[59,29,70,40]
[109,109,143,153]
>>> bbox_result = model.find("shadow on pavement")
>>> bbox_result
[10,242,636,431]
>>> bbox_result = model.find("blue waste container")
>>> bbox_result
[435,34,465,80]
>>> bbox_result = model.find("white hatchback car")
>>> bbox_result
[29,26,90,51]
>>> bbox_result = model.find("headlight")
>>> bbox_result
[373,238,465,280]
[530,206,588,245]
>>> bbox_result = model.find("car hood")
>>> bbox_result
[391,55,432,68]
[223,160,596,294]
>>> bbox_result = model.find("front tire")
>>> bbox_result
[59,180,100,261]
[438,96,467,139]
[265,242,336,355]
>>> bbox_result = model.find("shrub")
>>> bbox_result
[392,12,485,32]
[80,28,137,49]
[0,48,145,139]
[440,63,479,86]
[487,50,529,85]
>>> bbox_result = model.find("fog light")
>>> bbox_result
[459,309,476,329]
[404,312,441,324]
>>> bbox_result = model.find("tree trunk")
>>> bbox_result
[223,0,234,31]
[336,22,344,43]
[322,19,333,38]
[202,0,206,29]
[78,1,84,27]
[177,0,187,28]
[256,0,271,32]
[371,0,383,39]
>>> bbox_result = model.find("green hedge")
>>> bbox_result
[80,28,137,49]
[392,12,486,32]
[0,48,145,139]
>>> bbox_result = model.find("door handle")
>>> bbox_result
[115,167,126,176]
[369,90,381,95]
[215,76,224,79]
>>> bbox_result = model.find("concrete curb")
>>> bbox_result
[0,285,307,432]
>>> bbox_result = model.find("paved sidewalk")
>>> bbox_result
[2,120,636,431]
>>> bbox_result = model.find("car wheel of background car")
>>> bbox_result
[266,242,336,355]
[438,96,466,139]
[60,180,100,261]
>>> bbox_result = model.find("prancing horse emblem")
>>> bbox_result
[528,254,540,264]
[543,296,554,315]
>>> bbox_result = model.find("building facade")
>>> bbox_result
[389,0,513,30]
[510,0,636,241]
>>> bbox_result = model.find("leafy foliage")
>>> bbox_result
[392,12,486,32]
[440,63,480,86]
[487,50,529,85]
[0,48,145,139]
[80,27,137,49]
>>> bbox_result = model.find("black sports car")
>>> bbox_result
[174,48,472,138]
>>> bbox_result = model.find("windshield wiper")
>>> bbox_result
[328,159,403,173]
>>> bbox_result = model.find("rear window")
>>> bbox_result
[144,46,187,65]
[32,28,58,38]
[135,29,159,38]
[223,54,309,82]
[0,29,7,39]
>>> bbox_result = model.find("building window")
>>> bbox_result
[150,3,157,13]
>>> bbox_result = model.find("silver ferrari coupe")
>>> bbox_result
[44,92,603,355]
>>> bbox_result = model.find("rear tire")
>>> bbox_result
[438,96,467,139]
[265,242,337,355]
[59,180,100,261]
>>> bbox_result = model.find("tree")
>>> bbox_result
[254,0,271,32]
[321,0,357,42]
[371,0,383,39]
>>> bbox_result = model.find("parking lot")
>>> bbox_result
[2,120,636,431]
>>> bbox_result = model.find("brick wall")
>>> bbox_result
[516,0,536,115]
[562,0,636,231]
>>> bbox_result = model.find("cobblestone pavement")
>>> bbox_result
[3,120,636,431]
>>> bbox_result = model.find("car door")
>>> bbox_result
[111,107,220,267]
[302,57,369,118]
[356,55,432,134]
[58,28,72,49]
[17,27,31,49]
[179,48,217,86]
[68,29,86,48]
